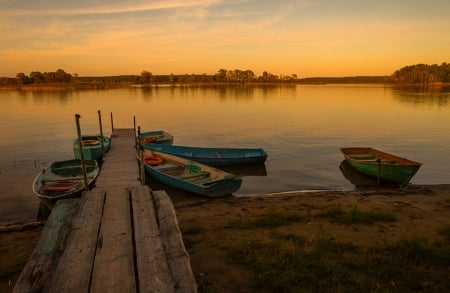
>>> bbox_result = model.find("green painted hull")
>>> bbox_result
[341,147,422,185]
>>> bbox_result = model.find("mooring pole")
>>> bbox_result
[110,112,114,132]
[75,114,89,190]
[97,110,105,155]
[133,116,137,148]
[137,126,141,146]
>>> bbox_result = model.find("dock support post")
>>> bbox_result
[75,114,89,191]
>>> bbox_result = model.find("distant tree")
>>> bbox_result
[30,71,45,83]
[390,62,450,84]
[55,69,71,82]
[215,69,228,82]
[140,71,152,84]
[16,72,32,85]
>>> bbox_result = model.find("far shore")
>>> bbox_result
[1,81,449,92]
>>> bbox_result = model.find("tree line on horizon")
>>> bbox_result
[387,62,450,85]
[0,63,448,86]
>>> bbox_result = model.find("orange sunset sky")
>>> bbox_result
[1,0,449,77]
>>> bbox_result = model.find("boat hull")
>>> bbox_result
[33,159,99,209]
[73,135,110,161]
[141,150,242,197]
[144,144,268,166]
[139,130,173,145]
[340,147,422,185]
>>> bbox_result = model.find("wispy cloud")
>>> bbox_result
[2,0,221,17]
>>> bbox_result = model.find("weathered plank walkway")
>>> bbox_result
[14,128,197,293]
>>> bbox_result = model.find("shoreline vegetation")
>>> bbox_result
[1,185,449,292]
[1,63,449,91]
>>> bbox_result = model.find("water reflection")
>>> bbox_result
[220,163,267,177]
[137,84,298,101]
[392,87,450,107]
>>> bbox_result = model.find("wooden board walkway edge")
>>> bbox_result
[13,198,80,293]
[153,190,198,292]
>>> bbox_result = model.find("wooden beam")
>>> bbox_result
[46,190,105,293]
[153,190,197,293]
[130,186,174,292]
[90,188,136,293]
[13,199,79,293]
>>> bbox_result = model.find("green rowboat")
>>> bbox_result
[340,147,422,185]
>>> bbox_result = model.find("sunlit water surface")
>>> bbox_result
[1,84,449,224]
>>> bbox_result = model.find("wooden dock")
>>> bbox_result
[14,129,197,293]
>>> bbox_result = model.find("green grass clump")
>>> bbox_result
[226,209,304,229]
[438,225,450,242]
[228,233,450,292]
[319,205,396,224]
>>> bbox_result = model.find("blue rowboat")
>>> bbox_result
[143,143,268,166]
[140,150,242,197]
[340,147,422,185]
[139,130,173,145]
[33,159,99,209]
[73,135,111,162]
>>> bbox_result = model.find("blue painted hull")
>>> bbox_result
[143,144,268,166]
[141,150,242,197]
[73,135,110,162]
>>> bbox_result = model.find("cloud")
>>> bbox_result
[2,0,221,17]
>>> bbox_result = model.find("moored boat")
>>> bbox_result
[33,159,100,209]
[73,135,111,161]
[143,143,268,166]
[139,149,242,197]
[340,147,422,185]
[139,130,173,145]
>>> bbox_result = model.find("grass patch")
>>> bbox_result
[226,209,304,229]
[182,226,204,235]
[228,233,450,292]
[181,226,204,249]
[438,225,450,242]
[318,204,397,224]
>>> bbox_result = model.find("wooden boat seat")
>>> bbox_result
[177,171,210,179]
[191,177,213,184]
[153,163,182,172]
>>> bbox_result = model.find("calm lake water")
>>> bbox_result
[1,84,449,224]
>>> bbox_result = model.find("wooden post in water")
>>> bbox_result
[75,114,89,191]
[97,110,105,155]
[110,112,114,131]
[133,116,137,148]
[137,126,141,146]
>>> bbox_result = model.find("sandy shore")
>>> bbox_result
[173,184,450,292]
[1,184,449,292]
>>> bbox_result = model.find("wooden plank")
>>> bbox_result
[90,188,136,293]
[153,190,198,293]
[46,190,105,293]
[130,186,174,293]
[13,199,79,293]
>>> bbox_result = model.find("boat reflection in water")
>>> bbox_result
[339,160,398,188]
[221,163,267,178]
